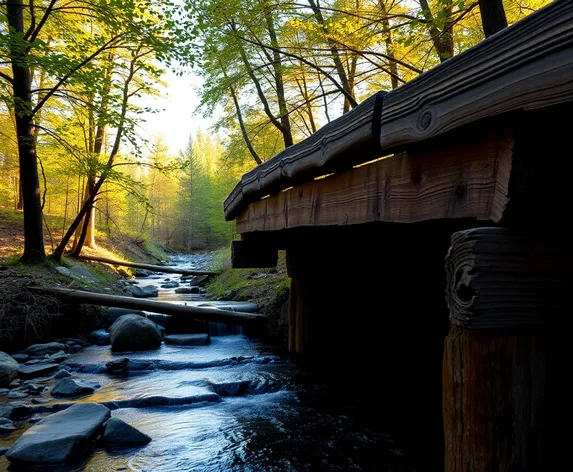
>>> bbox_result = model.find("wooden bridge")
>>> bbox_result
[225,2,571,470]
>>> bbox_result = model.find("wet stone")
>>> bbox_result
[51,378,100,398]
[163,334,211,346]
[8,391,29,400]
[54,369,72,379]
[23,343,66,357]
[103,418,152,447]
[11,354,29,363]
[18,364,59,380]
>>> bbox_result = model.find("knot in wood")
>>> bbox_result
[418,110,434,131]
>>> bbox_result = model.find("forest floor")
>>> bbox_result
[0,208,168,351]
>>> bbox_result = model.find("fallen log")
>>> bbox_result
[77,255,218,277]
[32,287,265,326]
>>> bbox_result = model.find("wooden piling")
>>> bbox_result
[443,228,567,470]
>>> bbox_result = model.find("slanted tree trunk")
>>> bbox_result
[7,0,45,263]
[419,0,455,62]
[307,0,356,112]
[262,2,293,147]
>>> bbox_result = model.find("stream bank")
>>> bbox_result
[1,253,415,471]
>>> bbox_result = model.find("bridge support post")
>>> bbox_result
[443,228,567,471]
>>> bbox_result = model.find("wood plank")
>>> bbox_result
[236,126,513,233]
[445,228,570,329]
[379,0,573,150]
[224,92,384,220]
[77,255,218,276]
[224,1,573,221]
[32,287,266,326]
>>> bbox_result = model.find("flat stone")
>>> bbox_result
[23,383,45,395]
[103,417,151,447]
[8,390,29,400]
[0,352,19,388]
[51,378,100,398]
[106,358,130,374]
[49,351,71,363]
[25,359,43,365]
[54,369,72,379]
[9,379,21,387]
[6,402,31,419]
[160,281,179,289]
[0,423,16,435]
[31,398,49,406]
[6,403,110,465]
[0,388,9,395]
[163,334,211,346]
[129,285,158,298]
[18,364,59,380]
[23,343,66,357]
[11,354,29,363]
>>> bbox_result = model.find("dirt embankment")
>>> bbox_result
[206,250,291,348]
[0,208,168,352]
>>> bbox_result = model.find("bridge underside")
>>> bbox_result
[231,105,570,469]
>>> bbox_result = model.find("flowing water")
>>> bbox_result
[0,254,416,471]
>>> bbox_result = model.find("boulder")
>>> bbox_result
[106,308,146,328]
[160,281,179,289]
[23,343,66,357]
[51,378,100,398]
[163,334,211,346]
[134,269,151,277]
[6,403,110,465]
[54,370,72,379]
[189,275,209,287]
[18,363,59,380]
[0,352,19,387]
[109,315,162,352]
[87,329,110,346]
[128,285,158,298]
[103,417,151,447]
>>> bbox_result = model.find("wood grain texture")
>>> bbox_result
[380,0,573,150]
[236,127,513,233]
[443,325,552,471]
[445,227,571,329]
[225,92,384,220]
[225,1,573,221]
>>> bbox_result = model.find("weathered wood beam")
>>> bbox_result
[236,125,513,233]
[77,255,218,277]
[443,227,567,470]
[445,228,569,329]
[32,287,266,326]
[231,240,278,268]
[224,1,573,220]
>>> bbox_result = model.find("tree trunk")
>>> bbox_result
[419,0,455,62]
[263,2,293,147]
[7,0,45,263]
[479,0,508,37]
[307,0,356,111]
[229,85,262,164]
[379,0,400,88]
